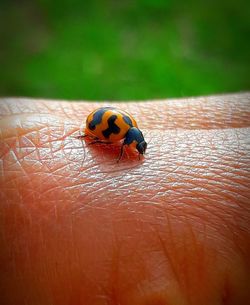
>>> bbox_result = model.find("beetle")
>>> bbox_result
[79,107,147,161]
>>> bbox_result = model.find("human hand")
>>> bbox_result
[0,93,250,304]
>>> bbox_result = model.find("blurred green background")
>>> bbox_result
[0,0,249,100]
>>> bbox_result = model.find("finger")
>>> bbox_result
[1,107,249,304]
[1,92,249,130]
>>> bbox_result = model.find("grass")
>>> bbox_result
[0,0,249,100]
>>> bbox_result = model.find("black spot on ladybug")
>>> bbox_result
[123,115,133,127]
[88,122,96,130]
[88,107,111,131]
[102,115,120,138]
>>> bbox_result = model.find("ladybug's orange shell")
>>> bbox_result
[85,107,138,142]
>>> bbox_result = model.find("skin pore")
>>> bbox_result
[0,93,250,305]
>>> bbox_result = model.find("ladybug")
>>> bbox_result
[80,107,147,161]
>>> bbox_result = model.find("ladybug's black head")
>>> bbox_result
[124,127,147,155]
[136,141,147,155]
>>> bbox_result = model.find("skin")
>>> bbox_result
[0,93,250,305]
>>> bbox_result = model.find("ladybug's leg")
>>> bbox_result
[117,143,125,163]
[77,134,101,142]
[76,134,88,140]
